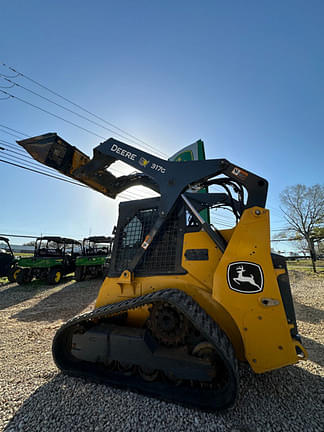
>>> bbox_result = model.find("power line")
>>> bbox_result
[0,139,31,155]
[0,148,73,177]
[0,64,168,157]
[0,158,89,187]
[0,123,29,137]
[0,127,23,139]
[0,140,39,158]
[0,138,81,178]
[0,89,109,140]
[0,75,168,157]
[0,155,148,201]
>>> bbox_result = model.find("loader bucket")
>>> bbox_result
[17,133,148,199]
[18,133,90,176]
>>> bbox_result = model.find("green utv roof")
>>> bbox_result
[83,236,114,243]
[37,236,81,245]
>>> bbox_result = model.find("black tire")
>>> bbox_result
[75,266,85,282]
[24,272,33,284]
[7,267,18,283]
[16,268,32,285]
[47,268,62,285]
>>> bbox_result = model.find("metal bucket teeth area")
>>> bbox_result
[17,133,86,174]
[18,133,57,164]
[52,289,239,411]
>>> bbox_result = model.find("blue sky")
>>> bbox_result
[0,1,323,253]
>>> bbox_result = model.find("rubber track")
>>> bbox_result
[52,289,239,410]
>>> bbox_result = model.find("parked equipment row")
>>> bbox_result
[0,235,113,285]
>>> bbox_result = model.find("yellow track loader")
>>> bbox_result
[18,133,307,410]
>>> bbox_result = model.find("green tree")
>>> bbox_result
[280,184,324,272]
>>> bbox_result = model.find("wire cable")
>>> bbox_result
[0,146,71,176]
[0,64,168,157]
[0,81,15,89]
[0,156,148,201]
[0,140,66,174]
[0,128,23,139]
[0,158,90,187]
[0,75,167,157]
[0,123,30,137]
[0,139,32,155]
[2,64,168,155]
[0,89,108,140]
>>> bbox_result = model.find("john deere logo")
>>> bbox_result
[227,262,264,294]
[139,157,149,167]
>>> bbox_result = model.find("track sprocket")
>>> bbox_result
[147,301,189,346]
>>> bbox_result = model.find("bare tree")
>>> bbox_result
[280,184,324,272]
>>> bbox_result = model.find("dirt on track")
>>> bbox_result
[0,272,323,432]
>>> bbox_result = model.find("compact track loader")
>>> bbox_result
[18,133,307,410]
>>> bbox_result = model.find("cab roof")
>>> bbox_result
[83,236,114,243]
[36,236,81,245]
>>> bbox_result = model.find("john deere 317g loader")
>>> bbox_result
[18,133,307,410]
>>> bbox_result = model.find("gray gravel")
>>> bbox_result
[0,271,323,432]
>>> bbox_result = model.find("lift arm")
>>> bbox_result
[18,133,268,216]
[18,133,268,258]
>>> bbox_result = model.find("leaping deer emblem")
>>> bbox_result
[233,265,261,290]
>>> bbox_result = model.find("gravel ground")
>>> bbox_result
[0,271,323,432]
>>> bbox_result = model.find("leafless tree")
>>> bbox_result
[280,184,324,272]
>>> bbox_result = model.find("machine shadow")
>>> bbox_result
[0,281,53,311]
[11,279,101,323]
[294,301,324,324]
[300,335,324,368]
[4,365,323,432]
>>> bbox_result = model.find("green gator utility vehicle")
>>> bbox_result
[16,236,81,285]
[0,237,18,282]
[75,236,113,281]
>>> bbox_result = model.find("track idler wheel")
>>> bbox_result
[117,362,134,376]
[192,342,226,389]
[138,366,159,382]
[164,371,183,386]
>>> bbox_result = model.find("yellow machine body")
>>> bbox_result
[95,206,307,373]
